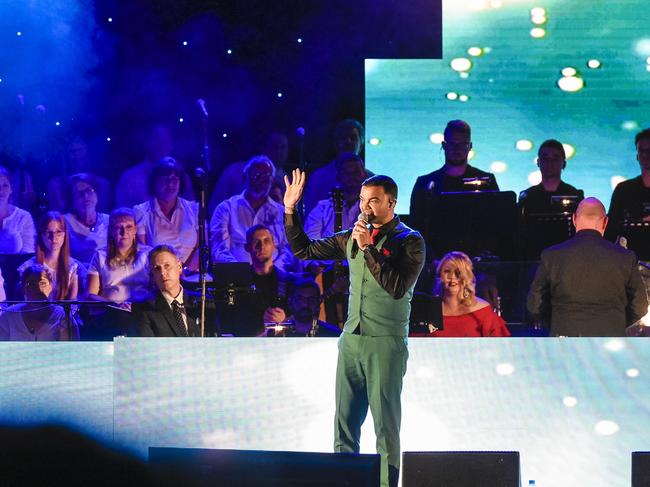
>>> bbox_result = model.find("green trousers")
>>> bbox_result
[334,332,409,487]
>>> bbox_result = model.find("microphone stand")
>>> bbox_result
[296,127,306,219]
[194,168,212,337]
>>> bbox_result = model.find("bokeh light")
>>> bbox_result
[516,139,534,151]
[429,133,444,144]
[562,143,576,159]
[610,176,626,189]
[557,76,585,92]
[528,170,542,185]
[562,396,578,407]
[531,7,547,17]
[450,57,472,72]
[594,420,620,436]
[561,67,577,77]
[621,120,639,131]
[446,92,459,100]
[587,59,601,69]
[467,46,483,56]
[490,161,508,173]
[530,28,546,38]
[459,94,469,102]
[369,137,381,146]
[626,368,640,378]
[495,362,515,375]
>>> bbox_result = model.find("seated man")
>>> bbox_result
[268,279,341,337]
[608,127,650,238]
[527,197,647,336]
[210,155,295,272]
[220,224,298,336]
[134,244,200,337]
[410,119,499,233]
[518,139,583,215]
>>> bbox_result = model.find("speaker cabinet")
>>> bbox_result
[149,447,380,487]
[402,451,520,487]
[632,452,650,487]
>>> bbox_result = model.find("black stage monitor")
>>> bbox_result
[402,451,520,487]
[427,191,517,260]
[149,447,381,487]
[409,292,443,333]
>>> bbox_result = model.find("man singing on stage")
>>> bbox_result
[284,169,425,487]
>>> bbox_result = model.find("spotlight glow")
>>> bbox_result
[610,176,626,189]
[516,139,534,151]
[182,41,188,46]
[178,117,184,123]
[587,59,601,69]
[297,38,302,43]
[16,31,22,36]
[528,170,542,185]
[227,49,232,55]
[277,92,283,98]
[108,17,113,23]
[531,15,547,25]
[490,0,503,8]
[222,133,228,138]
[369,137,381,146]
[446,92,459,101]
[450,57,472,72]
[604,339,625,352]
[530,28,546,38]
[594,420,620,436]
[467,46,483,56]
[626,368,640,378]
[563,396,578,407]
[490,161,507,173]
[106,137,111,142]
[495,363,515,376]
[557,76,585,92]
[621,120,639,131]
[562,143,576,159]
[429,133,444,144]
[55,121,60,126]
[635,38,650,56]
[561,67,577,77]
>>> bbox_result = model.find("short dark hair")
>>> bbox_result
[635,128,650,147]
[147,157,185,197]
[67,172,99,209]
[245,224,273,245]
[538,139,566,159]
[290,279,321,298]
[21,264,53,288]
[362,175,398,200]
[444,120,471,140]
[147,244,180,268]
[334,119,365,145]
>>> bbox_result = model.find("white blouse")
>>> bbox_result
[0,206,36,253]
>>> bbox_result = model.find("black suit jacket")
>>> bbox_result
[527,229,648,336]
[133,290,201,337]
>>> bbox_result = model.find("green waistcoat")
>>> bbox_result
[344,235,413,337]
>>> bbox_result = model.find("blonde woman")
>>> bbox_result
[431,251,509,337]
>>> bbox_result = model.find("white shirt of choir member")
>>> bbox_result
[64,212,109,266]
[87,247,150,303]
[134,197,198,264]
[0,206,36,253]
[304,197,361,239]
[0,305,69,341]
[210,192,294,270]
[161,287,189,332]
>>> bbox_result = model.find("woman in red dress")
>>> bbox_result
[416,251,510,337]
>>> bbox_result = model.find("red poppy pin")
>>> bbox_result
[381,247,391,257]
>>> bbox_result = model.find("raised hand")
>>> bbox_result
[283,168,306,211]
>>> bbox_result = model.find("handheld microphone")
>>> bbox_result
[350,213,369,258]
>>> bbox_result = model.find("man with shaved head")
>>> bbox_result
[527,197,647,336]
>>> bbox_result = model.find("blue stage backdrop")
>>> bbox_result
[365,0,650,215]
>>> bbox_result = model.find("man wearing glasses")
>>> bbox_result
[409,119,499,233]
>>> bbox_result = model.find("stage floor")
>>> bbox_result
[1,337,648,486]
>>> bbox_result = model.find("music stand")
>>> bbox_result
[409,292,443,334]
[427,191,517,260]
[520,213,574,260]
[211,263,256,336]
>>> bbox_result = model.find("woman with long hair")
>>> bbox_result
[18,212,82,300]
[416,251,510,337]
[86,208,149,304]
[0,264,78,341]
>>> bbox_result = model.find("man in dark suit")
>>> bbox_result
[134,244,200,337]
[527,197,648,336]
